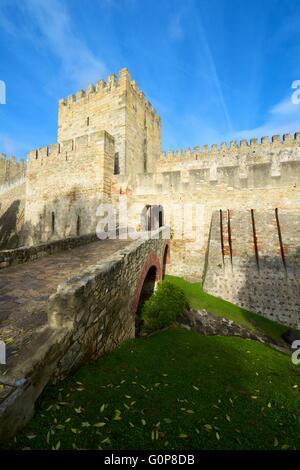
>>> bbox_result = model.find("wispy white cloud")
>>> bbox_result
[168,14,184,41]
[0,133,28,157]
[232,96,300,141]
[0,0,107,88]
[26,0,107,87]
[193,12,233,134]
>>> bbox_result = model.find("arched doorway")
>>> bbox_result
[141,205,152,232]
[141,205,164,233]
[135,265,157,336]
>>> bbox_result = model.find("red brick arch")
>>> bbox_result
[131,243,170,316]
[131,254,161,317]
[162,243,170,277]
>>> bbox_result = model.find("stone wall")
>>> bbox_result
[24,130,115,246]
[0,154,26,185]
[203,209,300,328]
[0,177,26,249]
[118,131,300,280]
[157,132,300,173]
[0,233,99,269]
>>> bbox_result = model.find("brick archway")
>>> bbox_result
[131,243,170,317]
[131,253,162,317]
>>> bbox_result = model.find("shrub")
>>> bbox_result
[141,280,187,334]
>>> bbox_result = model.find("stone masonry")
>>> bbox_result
[0,231,169,442]
[203,209,300,328]
[1,68,300,329]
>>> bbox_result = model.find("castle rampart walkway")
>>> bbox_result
[0,240,131,368]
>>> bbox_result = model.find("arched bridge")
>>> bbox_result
[0,229,169,441]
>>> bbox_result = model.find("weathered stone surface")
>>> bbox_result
[203,209,300,328]
[177,308,289,353]
[0,231,169,443]
[0,67,300,439]
[0,233,101,269]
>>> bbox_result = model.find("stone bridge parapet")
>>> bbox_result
[0,228,169,442]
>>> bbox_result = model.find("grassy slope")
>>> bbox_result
[166,275,300,344]
[5,329,300,450]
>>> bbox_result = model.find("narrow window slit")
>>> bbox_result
[51,212,55,234]
[114,152,120,175]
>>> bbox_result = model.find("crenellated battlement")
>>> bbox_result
[57,68,162,175]
[0,153,26,186]
[28,131,115,165]
[159,132,300,162]
[58,68,160,122]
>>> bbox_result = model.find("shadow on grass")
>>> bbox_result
[165,275,299,344]
[4,329,300,450]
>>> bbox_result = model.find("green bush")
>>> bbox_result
[141,280,187,334]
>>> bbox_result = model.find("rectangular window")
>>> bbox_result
[51,212,55,234]
[114,152,120,175]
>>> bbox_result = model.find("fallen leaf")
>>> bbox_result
[81,421,90,428]
[204,424,212,431]
[113,409,122,421]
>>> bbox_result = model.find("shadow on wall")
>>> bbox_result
[203,209,300,328]
[20,193,118,247]
[0,200,21,249]
[135,265,157,336]
[235,250,300,328]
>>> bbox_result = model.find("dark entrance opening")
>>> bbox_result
[162,244,170,278]
[141,205,164,233]
[51,212,55,235]
[135,265,157,337]
[141,205,152,232]
[158,205,164,228]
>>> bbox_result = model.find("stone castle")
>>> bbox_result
[1,68,300,328]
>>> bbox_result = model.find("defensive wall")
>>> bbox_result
[118,132,300,281]
[203,209,300,328]
[1,68,300,331]
[0,155,26,249]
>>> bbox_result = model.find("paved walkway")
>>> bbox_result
[0,240,130,367]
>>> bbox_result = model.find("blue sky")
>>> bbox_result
[0,0,300,159]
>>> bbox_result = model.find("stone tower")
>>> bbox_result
[57,68,162,177]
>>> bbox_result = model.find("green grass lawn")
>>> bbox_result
[5,328,300,450]
[166,275,300,344]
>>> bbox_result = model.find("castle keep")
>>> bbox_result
[1,68,300,327]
